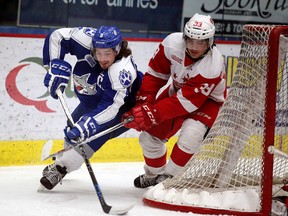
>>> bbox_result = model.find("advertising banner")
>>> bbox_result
[18,0,288,39]
[182,0,288,39]
[18,0,184,35]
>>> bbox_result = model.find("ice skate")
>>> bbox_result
[134,174,172,188]
[40,163,67,190]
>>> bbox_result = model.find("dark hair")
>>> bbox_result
[116,40,131,60]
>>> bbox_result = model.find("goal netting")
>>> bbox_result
[143,25,288,215]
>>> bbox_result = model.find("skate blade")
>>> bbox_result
[37,184,47,193]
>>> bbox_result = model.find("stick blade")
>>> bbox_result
[108,203,135,215]
[41,140,53,161]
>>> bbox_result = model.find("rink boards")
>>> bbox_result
[0,137,178,166]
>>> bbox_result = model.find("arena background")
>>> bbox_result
[0,0,287,166]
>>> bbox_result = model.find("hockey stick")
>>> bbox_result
[55,89,134,215]
[41,88,133,160]
[57,88,74,126]
[268,146,288,159]
[41,121,127,160]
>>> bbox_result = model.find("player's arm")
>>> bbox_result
[135,43,171,105]
[43,27,95,99]
[43,27,96,65]
[65,88,122,144]
[123,74,222,131]
[42,28,76,99]
[154,75,221,122]
[65,85,126,144]
[43,28,75,67]
[94,87,127,124]
[66,62,137,143]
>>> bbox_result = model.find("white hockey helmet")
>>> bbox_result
[184,13,215,46]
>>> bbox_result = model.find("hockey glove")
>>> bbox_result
[44,59,72,99]
[122,103,160,131]
[64,115,99,145]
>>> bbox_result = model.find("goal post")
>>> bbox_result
[142,25,288,215]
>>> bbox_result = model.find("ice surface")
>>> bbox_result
[0,162,202,216]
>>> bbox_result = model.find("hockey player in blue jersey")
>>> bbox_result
[40,26,142,190]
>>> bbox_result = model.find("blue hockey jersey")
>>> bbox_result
[43,27,140,125]
[43,27,142,151]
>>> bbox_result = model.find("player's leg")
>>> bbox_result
[133,118,183,188]
[40,145,87,190]
[165,98,221,177]
[40,104,131,190]
[165,119,208,176]
[40,103,89,190]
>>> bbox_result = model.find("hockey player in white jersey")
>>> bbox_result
[40,26,142,190]
[122,13,227,188]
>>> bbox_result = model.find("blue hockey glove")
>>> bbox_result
[44,59,72,99]
[64,115,99,145]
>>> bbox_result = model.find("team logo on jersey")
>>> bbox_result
[73,74,97,95]
[119,69,132,88]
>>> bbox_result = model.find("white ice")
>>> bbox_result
[0,162,203,216]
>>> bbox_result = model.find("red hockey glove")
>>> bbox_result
[122,103,160,131]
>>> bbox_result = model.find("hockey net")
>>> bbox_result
[143,25,288,215]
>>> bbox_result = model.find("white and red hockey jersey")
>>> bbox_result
[140,32,227,123]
